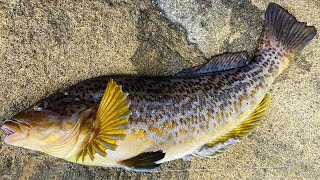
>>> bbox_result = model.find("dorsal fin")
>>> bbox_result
[176,52,249,76]
[76,79,131,162]
[192,94,271,158]
[119,150,165,172]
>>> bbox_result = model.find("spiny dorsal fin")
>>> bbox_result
[119,150,165,172]
[76,79,131,162]
[193,94,271,158]
[176,52,249,76]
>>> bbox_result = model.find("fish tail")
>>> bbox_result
[259,3,316,74]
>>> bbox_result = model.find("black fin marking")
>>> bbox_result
[176,52,249,76]
[119,150,165,171]
[192,94,271,158]
[261,3,316,53]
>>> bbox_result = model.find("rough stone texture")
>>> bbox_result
[0,0,319,179]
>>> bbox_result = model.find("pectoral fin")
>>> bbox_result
[193,94,271,158]
[76,79,131,162]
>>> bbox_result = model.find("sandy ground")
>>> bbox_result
[0,0,319,179]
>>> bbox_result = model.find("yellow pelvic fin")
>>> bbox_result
[206,93,271,157]
[76,79,131,162]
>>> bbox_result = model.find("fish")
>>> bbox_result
[1,3,316,172]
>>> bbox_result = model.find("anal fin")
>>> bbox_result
[193,94,271,158]
[119,150,165,172]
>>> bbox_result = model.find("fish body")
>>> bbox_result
[64,60,272,165]
[1,3,316,171]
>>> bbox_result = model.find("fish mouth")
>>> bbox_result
[1,120,20,135]
[1,119,29,144]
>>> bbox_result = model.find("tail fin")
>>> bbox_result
[260,3,316,54]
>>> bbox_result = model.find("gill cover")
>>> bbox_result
[76,79,131,161]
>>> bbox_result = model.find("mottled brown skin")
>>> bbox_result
[69,55,275,126]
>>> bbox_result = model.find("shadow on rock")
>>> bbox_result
[130,4,204,76]
[221,0,264,54]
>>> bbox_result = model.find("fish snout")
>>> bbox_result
[1,120,21,134]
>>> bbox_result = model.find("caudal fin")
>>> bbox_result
[260,3,316,54]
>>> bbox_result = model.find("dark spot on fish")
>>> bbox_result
[175,132,179,137]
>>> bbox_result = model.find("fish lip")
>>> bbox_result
[1,124,15,135]
[1,119,19,135]
[1,119,30,143]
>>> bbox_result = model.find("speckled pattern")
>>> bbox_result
[0,0,319,179]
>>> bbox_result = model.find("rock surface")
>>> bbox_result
[0,0,319,179]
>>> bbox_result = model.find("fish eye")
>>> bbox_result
[34,100,48,112]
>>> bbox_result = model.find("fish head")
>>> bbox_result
[1,95,95,154]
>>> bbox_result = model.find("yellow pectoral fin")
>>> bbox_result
[198,93,271,158]
[96,79,131,138]
[76,79,131,162]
